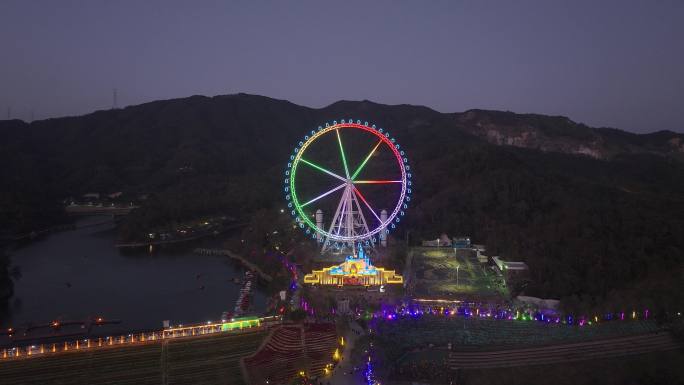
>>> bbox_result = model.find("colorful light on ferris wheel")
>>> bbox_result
[284,120,410,245]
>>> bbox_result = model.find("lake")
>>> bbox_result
[0,217,266,332]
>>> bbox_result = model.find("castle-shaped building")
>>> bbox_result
[304,244,403,286]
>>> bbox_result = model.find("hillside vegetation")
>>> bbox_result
[1,94,683,314]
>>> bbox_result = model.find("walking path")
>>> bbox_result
[328,322,364,385]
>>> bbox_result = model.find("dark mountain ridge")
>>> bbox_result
[1,93,682,312]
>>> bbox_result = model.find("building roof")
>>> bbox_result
[492,256,528,271]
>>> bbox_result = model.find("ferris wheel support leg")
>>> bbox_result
[345,186,354,247]
[350,187,372,248]
[336,192,348,237]
[322,185,349,253]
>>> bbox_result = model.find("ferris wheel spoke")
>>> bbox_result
[354,180,403,184]
[300,182,347,208]
[352,186,382,223]
[351,139,383,181]
[335,128,351,179]
[299,158,347,182]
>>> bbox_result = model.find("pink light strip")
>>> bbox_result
[352,186,381,222]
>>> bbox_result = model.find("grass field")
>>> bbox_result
[0,331,267,385]
[410,247,505,299]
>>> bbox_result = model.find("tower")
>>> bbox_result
[380,209,388,247]
[315,209,324,243]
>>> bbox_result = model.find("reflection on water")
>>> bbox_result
[1,217,264,331]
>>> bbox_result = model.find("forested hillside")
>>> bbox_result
[1,94,683,313]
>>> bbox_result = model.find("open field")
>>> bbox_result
[375,316,661,352]
[409,247,505,300]
[383,317,682,384]
[0,330,267,385]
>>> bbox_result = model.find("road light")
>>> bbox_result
[456,265,460,287]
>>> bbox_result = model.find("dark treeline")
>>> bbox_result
[0,246,16,306]
[1,94,682,314]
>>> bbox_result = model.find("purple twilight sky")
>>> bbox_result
[1,0,683,133]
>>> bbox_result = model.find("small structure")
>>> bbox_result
[472,244,488,263]
[82,192,100,200]
[422,233,452,247]
[452,236,471,249]
[337,298,350,314]
[304,244,403,286]
[491,256,529,281]
[516,296,560,313]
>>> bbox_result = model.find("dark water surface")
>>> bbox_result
[1,217,265,331]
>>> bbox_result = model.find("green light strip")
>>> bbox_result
[301,183,346,208]
[351,139,382,180]
[335,129,350,179]
[300,158,346,182]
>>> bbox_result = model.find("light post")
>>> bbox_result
[456,265,460,287]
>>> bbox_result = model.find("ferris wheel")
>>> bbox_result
[284,120,412,251]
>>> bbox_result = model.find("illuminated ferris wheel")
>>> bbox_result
[284,120,412,251]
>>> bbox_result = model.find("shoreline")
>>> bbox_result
[115,222,248,248]
[193,248,273,282]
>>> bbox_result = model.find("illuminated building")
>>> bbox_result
[304,245,403,286]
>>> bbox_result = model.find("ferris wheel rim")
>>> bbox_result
[284,120,411,242]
